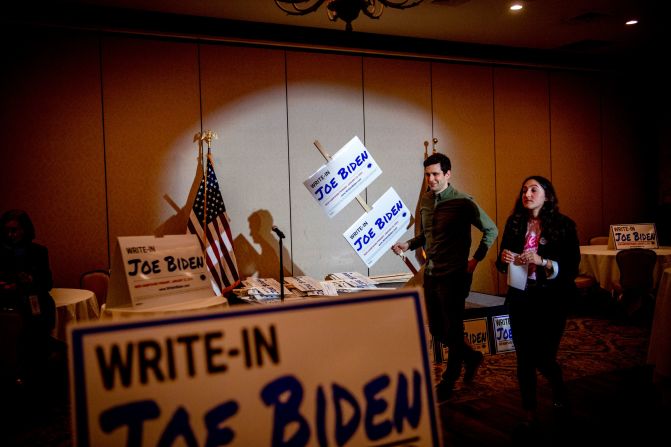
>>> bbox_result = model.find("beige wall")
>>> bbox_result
[0,29,656,294]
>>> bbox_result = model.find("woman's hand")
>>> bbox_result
[501,249,516,264]
[519,251,541,265]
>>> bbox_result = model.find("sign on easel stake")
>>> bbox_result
[303,136,380,218]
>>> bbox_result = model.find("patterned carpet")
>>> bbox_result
[442,316,651,402]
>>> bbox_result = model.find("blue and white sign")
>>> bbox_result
[68,288,441,446]
[109,235,214,309]
[610,223,658,249]
[304,136,382,218]
[492,314,515,354]
[343,187,411,268]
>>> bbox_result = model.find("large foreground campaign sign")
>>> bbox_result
[303,136,382,218]
[343,187,411,268]
[68,288,441,446]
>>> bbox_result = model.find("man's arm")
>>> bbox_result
[471,202,498,263]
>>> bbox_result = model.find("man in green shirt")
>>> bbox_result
[392,152,498,401]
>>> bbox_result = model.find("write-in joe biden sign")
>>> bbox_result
[68,288,441,446]
[343,187,411,268]
[303,136,382,218]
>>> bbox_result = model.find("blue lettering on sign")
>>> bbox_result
[94,370,422,446]
[315,178,339,201]
[338,150,370,180]
[127,259,161,276]
[353,228,376,251]
[375,201,404,231]
[496,326,513,341]
[165,256,205,272]
[99,400,239,446]
[261,370,422,447]
[633,232,655,241]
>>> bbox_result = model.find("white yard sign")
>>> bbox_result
[303,136,382,218]
[610,223,658,249]
[109,235,214,308]
[343,187,411,268]
[68,288,441,446]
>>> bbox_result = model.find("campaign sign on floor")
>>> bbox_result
[464,317,490,355]
[68,288,441,446]
[343,187,411,267]
[492,314,515,353]
[303,136,382,218]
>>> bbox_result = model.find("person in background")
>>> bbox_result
[0,209,56,390]
[392,152,498,401]
[496,176,580,432]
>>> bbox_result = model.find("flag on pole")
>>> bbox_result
[187,153,240,295]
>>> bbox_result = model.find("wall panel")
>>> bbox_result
[0,30,106,287]
[602,76,650,228]
[550,72,603,244]
[494,67,551,292]
[432,63,497,293]
[286,51,365,280]
[363,57,432,277]
[200,45,291,279]
[102,37,202,249]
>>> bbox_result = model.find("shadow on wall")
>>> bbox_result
[234,209,303,280]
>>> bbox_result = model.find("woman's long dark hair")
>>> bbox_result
[1,209,36,244]
[507,175,563,243]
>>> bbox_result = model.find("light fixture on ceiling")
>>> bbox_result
[274,0,425,32]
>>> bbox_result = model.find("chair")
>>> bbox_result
[589,235,609,245]
[573,273,598,314]
[79,269,110,308]
[613,248,657,322]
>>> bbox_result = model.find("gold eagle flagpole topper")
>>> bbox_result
[194,130,219,231]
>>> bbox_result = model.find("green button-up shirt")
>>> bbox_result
[407,184,498,275]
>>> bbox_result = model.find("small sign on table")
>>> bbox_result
[609,223,658,250]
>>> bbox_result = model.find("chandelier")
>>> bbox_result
[275,0,425,32]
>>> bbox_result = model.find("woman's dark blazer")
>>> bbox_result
[496,213,581,294]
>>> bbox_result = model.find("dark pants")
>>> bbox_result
[507,284,568,411]
[423,271,479,383]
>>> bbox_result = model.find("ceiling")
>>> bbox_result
[8,1,665,62]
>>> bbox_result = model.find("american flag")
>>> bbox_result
[187,154,240,295]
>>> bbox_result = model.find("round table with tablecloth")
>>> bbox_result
[100,295,228,320]
[51,288,100,341]
[579,245,671,291]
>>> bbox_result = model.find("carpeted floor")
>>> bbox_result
[444,316,651,403]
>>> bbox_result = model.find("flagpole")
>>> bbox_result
[189,130,240,296]
[200,130,218,235]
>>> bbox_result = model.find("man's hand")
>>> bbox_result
[467,258,478,273]
[391,241,409,255]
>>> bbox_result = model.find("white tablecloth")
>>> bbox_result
[579,245,671,291]
[51,288,100,341]
[101,295,228,320]
[648,267,671,384]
